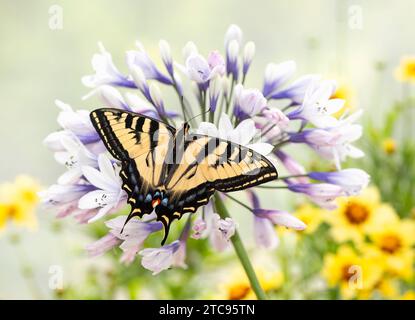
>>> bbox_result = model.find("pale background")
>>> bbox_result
[0,0,414,298]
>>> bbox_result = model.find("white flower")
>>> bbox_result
[182,41,198,60]
[126,41,172,84]
[139,240,184,275]
[106,215,162,264]
[254,209,307,230]
[55,100,97,140]
[78,154,126,222]
[289,80,344,128]
[208,76,222,111]
[44,101,103,153]
[82,85,129,110]
[39,183,94,218]
[149,82,165,115]
[209,213,236,251]
[275,150,309,184]
[262,108,289,129]
[287,183,344,210]
[191,201,236,251]
[191,217,207,239]
[234,84,267,118]
[197,113,274,156]
[159,39,173,71]
[269,74,321,104]
[308,168,370,196]
[224,24,243,48]
[242,41,255,74]
[291,110,364,169]
[254,216,279,249]
[82,42,128,88]
[248,191,305,248]
[54,136,98,184]
[86,233,121,257]
[263,61,296,97]
[176,52,225,84]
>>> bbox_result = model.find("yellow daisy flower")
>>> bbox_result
[394,56,415,83]
[401,291,415,300]
[322,245,383,299]
[291,203,325,234]
[357,276,399,300]
[367,215,415,280]
[215,267,284,300]
[0,175,40,232]
[325,187,395,243]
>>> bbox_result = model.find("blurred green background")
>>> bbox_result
[1,0,414,299]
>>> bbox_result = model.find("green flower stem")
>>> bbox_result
[214,194,268,300]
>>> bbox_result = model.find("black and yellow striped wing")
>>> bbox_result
[154,134,278,243]
[90,108,175,222]
[160,134,278,218]
[90,108,278,245]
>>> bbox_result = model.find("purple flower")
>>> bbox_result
[126,42,172,85]
[125,92,179,119]
[287,182,344,209]
[308,169,370,196]
[86,215,162,264]
[262,108,289,129]
[262,61,296,98]
[224,25,242,80]
[275,150,309,184]
[159,39,174,76]
[149,83,167,118]
[287,80,344,127]
[139,240,183,275]
[82,42,134,88]
[86,233,121,257]
[247,191,305,249]
[242,41,255,76]
[177,52,225,85]
[191,201,236,252]
[208,76,222,112]
[43,101,102,152]
[53,136,98,185]
[268,74,320,104]
[83,85,131,111]
[78,154,126,222]
[254,216,279,249]
[39,183,95,218]
[233,84,267,119]
[289,110,364,169]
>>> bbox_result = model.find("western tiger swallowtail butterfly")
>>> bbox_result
[90,108,278,244]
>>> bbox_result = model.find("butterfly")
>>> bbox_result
[90,108,278,244]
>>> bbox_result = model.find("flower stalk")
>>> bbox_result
[214,194,268,300]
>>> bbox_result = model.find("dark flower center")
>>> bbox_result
[228,284,251,300]
[380,234,402,254]
[341,264,354,282]
[344,203,369,224]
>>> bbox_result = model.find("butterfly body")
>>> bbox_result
[90,108,278,244]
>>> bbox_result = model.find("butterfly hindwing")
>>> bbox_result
[159,133,278,230]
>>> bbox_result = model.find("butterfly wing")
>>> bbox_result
[90,108,176,223]
[155,133,278,242]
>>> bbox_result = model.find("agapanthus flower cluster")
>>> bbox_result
[41,25,369,274]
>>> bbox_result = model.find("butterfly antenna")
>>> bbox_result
[186,106,212,125]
